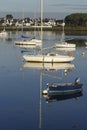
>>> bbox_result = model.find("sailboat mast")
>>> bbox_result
[40,0,43,51]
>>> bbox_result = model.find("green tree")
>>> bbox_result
[65,13,87,26]
[6,14,13,20]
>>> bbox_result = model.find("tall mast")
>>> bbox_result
[40,0,43,51]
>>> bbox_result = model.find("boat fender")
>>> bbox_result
[43,90,48,95]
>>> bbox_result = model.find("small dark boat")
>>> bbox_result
[43,78,83,96]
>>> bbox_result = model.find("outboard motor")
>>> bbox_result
[75,78,80,84]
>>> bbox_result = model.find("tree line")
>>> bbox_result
[65,13,87,26]
[1,13,87,27]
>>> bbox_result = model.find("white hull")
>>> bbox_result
[55,42,76,48]
[14,39,42,46]
[23,53,75,63]
[14,44,37,49]
[56,47,76,51]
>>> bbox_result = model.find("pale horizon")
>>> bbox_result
[0,0,87,13]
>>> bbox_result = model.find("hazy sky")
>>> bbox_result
[0,0,87,13]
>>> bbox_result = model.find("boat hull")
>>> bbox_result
[55,42,76,48]
[14,44,37,49]
[56,47,76,52]
[46,83,83,95]
[14,39,42,46]
[23,54,75,63]
[14,41,36,45]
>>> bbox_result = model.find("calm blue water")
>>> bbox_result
[0,31,87,130]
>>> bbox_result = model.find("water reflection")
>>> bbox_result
[23,62,74,73]
[0,31,86,130]
[22,61,76,129]
[43,91,83,103]
[0,31,13,42]
[55,47,76,52]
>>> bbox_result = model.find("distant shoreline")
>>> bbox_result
[1,26,87,35]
